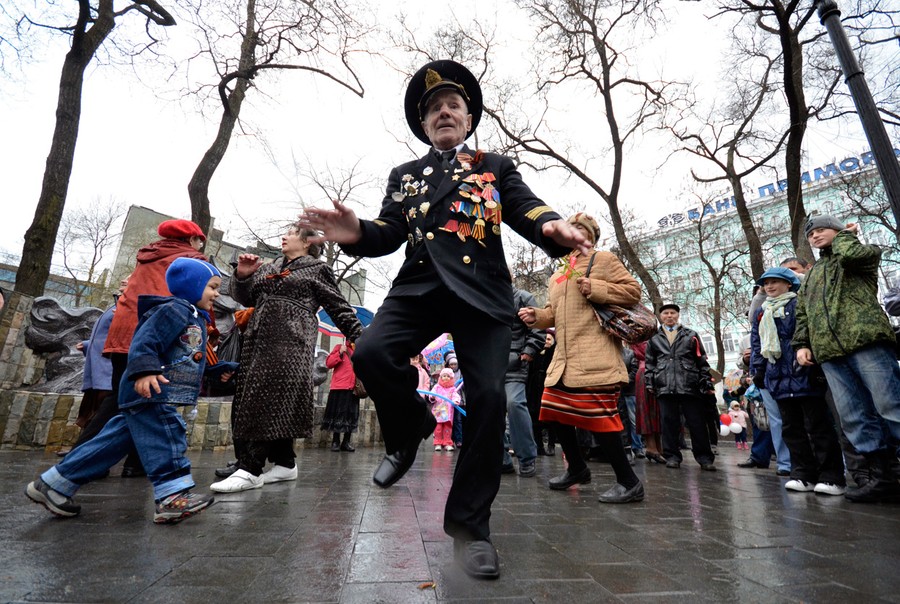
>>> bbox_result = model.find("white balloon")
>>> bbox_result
[719,425,730,437]
[730,422,743,434]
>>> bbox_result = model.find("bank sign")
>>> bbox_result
[655,149,900,230]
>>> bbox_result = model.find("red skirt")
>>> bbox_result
[539,384,623,433]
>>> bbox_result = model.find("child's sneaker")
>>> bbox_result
[25,478,81,517]
[444,445,455,451]
[153,490,214,524]
[814,482,846,496]
[785,479,815,492]
[435,445,442,451]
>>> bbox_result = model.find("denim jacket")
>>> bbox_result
[119,295,208,409]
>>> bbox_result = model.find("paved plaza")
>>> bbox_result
[2,444,899,603]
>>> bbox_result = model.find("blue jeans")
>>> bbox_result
[760,388,791,472]
[749,419,775,467]
[621,395,643,451]
[503,380,536,465]
[822,343,900,454]
[42,403,194,501]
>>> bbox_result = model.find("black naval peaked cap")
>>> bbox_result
[404,60,483,145]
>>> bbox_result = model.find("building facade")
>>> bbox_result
[631,149,900,371]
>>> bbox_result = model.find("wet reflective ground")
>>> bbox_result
[2,444,899,603]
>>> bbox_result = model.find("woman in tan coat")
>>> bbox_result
[519,213,645,503]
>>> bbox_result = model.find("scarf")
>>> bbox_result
[759,292,796,363]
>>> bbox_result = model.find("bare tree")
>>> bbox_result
[56,197,126,307]
[715,0,899,262]
[668,34,788,280]
[180,0,368,235]
[9,1,175,297]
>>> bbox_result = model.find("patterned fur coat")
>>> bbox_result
[231,255,363,440]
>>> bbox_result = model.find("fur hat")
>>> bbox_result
[165,258,221,305]
[158,219,206,241]
[405,60,482,145]
[567,212,601,244]
[804,215,844,238]
[757,267,801,292]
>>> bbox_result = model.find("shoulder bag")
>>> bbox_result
[584,253,657,344]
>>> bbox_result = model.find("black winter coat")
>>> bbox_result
[749,298,824,401]
[644,326,713,397]
[620,347,638,396]
[507,288,545,382]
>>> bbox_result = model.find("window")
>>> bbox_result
[701,335,716,355]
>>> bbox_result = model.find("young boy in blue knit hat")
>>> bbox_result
[794,215,900,503]
[26,257,222,523]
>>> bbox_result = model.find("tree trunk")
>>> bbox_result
[609,205,663,311]
[730,176,765,280]
[779,12,814,262]
[15,1,115,296]
[187,0,257,235]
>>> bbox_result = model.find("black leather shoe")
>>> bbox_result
[598,481,645,503]
[372,414,437,488]
[454,539,500,580]
[776,469,791,476]
[331,442,341,452]
[665,460,681,469]
[500,462,515,474]
[121,466,146,478]
[700,463,717,472]
[737,458,768,469]
[548,466,591,490]
[340,441,356,453]
[214,461,238,478]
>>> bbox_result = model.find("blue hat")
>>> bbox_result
[757,267,800,292]
[166,258,221,304]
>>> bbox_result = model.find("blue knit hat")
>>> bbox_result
[757,267,801,292]
[166,258,221,304]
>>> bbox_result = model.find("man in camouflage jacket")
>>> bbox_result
[793,216,900,503]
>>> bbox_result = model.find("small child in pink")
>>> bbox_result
[729,402,750,449]
[429,368,459,451]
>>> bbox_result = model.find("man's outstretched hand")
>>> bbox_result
[542,219,592,255]
[298,199,363,245]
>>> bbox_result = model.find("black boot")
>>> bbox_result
[845,449,900,503]
[331,433,341,452]
[340,433,355,452]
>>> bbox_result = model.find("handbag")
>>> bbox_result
[583,253,657,344]
[751,400,770,431]
[352,377,368,399]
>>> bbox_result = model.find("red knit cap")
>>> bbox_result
[157,219,206,241]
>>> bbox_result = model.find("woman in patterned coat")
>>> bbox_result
[211,224,362,492]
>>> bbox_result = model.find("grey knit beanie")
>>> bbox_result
[804,215,844,238]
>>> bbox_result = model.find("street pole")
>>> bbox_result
[816,0,900,230]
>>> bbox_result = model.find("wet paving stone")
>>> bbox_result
[2,445,900,602]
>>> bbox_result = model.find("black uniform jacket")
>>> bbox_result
[342,145,570,323]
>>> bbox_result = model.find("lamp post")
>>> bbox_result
[815,0,900,229]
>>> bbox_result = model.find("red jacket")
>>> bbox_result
[326,344,357,391]
[104,239,207,355]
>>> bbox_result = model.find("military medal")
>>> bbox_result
[392,192,405,202]
[423,166,434,176]
[419,202,430,216]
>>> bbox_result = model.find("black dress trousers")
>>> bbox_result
[353,283,511,542]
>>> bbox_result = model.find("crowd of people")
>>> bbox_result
[22,59,900,583]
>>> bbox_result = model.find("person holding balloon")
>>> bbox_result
[727,402,750,449]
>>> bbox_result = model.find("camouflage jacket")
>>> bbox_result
[792,231,894,363]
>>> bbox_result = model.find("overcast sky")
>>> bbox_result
[0,0,885,306]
